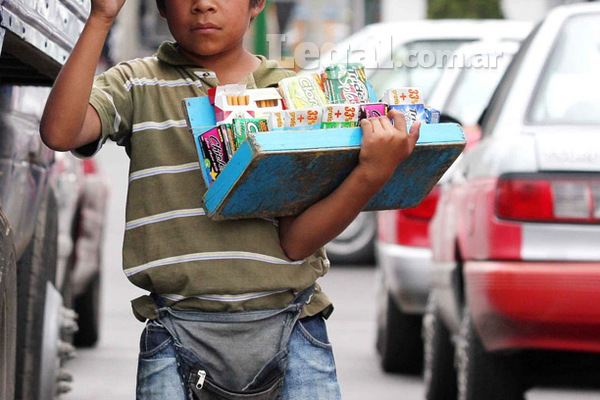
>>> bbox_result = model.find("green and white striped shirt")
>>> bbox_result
[88,42,332,320]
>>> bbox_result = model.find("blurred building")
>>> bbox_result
[108,0,589,64]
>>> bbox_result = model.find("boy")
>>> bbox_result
[41,0,420,398]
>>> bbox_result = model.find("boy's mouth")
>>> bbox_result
[192,22,220,33]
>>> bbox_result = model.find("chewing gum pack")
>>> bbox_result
[278,75,328,110]
[360,103,388,120]
[267,108,323,131]
[321,63,377,104]
[232,118,269,149]
[321,104,360,128]
[197,126,232,186]
[384,88,426,130]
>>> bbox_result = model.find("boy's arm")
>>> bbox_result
[279,110,420,261]
[40,0,126,151]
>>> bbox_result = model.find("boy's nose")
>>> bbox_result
[191,0,217,13]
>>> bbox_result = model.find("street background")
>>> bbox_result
[61,143,599,399]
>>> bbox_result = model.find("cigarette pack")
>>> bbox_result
[210,84,254,124]
[247,88,283,118]
[321,63,377,104]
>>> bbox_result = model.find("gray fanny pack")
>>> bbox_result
[153,285,315,399]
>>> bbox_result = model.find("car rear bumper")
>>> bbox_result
[375,241,433,314]
[465,261,600,354]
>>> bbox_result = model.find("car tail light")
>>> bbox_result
[392,186,441,247]
[496,176,600,223]
[400,186,441,220]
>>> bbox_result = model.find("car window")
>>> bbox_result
[443,50,514,126]
[480,23,540,137]
[368,40,472,100]
[528,13,600,125]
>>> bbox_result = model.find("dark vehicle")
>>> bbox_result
[0,0,108,399]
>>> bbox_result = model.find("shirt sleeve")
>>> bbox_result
[88,63,135,149]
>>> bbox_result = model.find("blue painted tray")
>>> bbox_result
[195,123,465,220]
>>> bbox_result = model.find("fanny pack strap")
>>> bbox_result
[150,285,315,395]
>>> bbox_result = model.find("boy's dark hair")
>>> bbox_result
[156,0,262,13]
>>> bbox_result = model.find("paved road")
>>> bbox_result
[62,142,599,399]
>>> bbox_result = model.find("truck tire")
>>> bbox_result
[423,294,457,400]
[15,189,59,400]
[456,307,526,400]
[1,209,17,400]
[376,290,423,374]
[73,271,101,347]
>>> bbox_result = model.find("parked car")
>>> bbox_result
[426,3,600,399]
[373,39,523,374]
[304,19,532,264]
[0,84,108,399]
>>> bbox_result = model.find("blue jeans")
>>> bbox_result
[136,315,342,400]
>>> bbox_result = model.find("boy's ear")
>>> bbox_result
[250,0,266,19]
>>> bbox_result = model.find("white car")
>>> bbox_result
[305,19,532,264]
[426,3,600,399]
[374,39,524,374]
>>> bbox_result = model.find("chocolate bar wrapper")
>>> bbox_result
[278,75,328,110]
[232,118,269,149]
[321,104,360,129]
[321,63,377,104]
[389,104,426,131]
[360,103,388,120]
[197,127,232,186]
[425,106,440,124]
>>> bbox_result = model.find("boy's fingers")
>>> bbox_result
[360,118,373,134]
[408,121,421,150]
[388,109,407,133]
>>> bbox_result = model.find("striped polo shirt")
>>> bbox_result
[88,42,332,320]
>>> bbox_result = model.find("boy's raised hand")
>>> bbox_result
[90,0,127,23]
[358,109,420,188]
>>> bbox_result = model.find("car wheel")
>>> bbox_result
[74,271,101,347]
[15,189,59,400]
[326,212,376,264]
[376,287,423,374]
[423,294,457,400]
[456,306,526,400]
[0,209,17,400]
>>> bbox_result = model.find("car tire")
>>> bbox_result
[15,189,59,400]
[456,306,526,400]
[0,209,17,400]
[376,289,423,374]
[73,271,101,347]
[326,212,376,265]
[423,294,457,400]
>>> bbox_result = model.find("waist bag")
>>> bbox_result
[153,286,315,400]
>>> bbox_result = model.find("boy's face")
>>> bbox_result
[160,0,264,61]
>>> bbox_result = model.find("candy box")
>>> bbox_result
[384,87,426,130]
[183,96,466,220]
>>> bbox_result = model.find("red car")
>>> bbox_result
[426,4,600,399]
